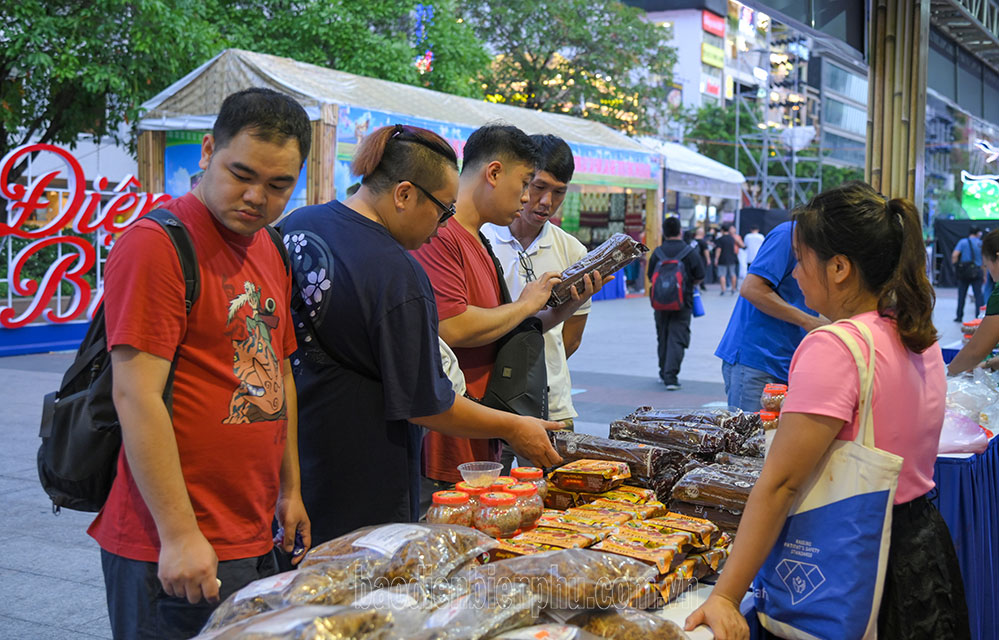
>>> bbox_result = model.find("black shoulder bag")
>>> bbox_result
[478,234,549,419]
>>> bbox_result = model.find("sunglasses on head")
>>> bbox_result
[400,180,456,224]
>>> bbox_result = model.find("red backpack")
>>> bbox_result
[650,244,694,311]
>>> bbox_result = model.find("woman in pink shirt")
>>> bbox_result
[687,182,970,639]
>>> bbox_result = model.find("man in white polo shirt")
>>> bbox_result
[483,135,598,449]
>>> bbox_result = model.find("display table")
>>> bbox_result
[658,583,714,639]
[931,436,999,640]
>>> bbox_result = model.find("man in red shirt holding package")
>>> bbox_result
[89,88,312,639]
[412,124,601,501]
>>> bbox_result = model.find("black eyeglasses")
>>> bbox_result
[401,180,456,224]
[518,250,536,282]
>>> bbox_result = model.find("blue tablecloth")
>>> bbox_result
[931,436,999,640]
[590,272,627,301]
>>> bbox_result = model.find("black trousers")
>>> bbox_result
[654,306,692,385]
[101,548,277,639]
[955,276,984,320]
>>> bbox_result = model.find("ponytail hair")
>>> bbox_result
[351,124,458,195]
[793,181,937,353]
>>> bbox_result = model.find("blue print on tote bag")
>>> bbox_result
[755,489,893,639]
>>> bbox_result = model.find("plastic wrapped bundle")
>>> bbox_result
[714,452,765,473]
[568,607,690,640]
[625,406,761,436]
[547,234,648,307]
[300,524,496,585]
[204,559,383,631]
[193,604,421,640]
[420,581,538,640]
[609,419,733,455]
[462,548,657,609]
[669,501,743,535]
[492,624,601,639]
[549,430,689,482]
[671,466,756,512]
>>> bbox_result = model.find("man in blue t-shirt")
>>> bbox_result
[714,221,824,411]
[952,226,984,322]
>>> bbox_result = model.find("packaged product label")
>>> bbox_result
[512,527,601,549]
[564,506,632,525]
[550,459,631,493]
[233,571,296,603]
[353,523,429,556]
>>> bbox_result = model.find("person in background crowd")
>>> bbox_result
[413,124,598,507]
[689,182,969,640]
[948,229,999,375]
[744,224,765,267]
[91,88,312,638]
[693,226,711,291]
[649,216,705,390]
[483,134,606,470]
[280,124,561,545]
[715,220,824,411]
[714,222,742,295]
[952,225,984,322]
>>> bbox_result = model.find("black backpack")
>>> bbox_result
[650,244,694,311]
[37,211,288,513]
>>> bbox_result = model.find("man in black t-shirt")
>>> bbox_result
[648,217,705,390]
[714,222,740,295]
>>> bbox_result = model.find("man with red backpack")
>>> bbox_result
[649,216,705,390]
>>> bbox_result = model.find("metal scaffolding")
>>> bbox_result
[734,19,821,211]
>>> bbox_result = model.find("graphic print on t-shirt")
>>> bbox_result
[222,280,286,424]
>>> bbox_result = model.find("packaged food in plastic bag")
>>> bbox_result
[204,558,385,631]
[549,430,689,481]
[549,459,630,493]
[490,623,602,640]
[300,524,496,585]
[625,406,761,436]
[463,548,657,609]
[591,527,691,575]
[567,607,691,639]
[670,501,742,535]
[547,234,648,307]
[193,604,421,640]
[946,374,999,422]
[671,466,755,512]
[714,452,765,473]
[572,498,666,520]
[609,419,732,454]
[939,408,989,455]
[631,512,720,550]
[421,581,538,640]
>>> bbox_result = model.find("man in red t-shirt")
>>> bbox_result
[89,89,312,639]
[413,124,601,495]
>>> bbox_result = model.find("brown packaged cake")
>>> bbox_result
[592,528,690,575]
[512,526,602,549]
[671,465,756,512]
[549,430,689,481]
[547,233,648,307]
[626,405,763,436]
[670,501,743,535]
[600,485,658,504]
[574,498,666,520]
[609,419,733,454]
[638,511,721,550]
[536,513,612,540]
[543,485,581,510]
[488,539,562,561]
[564,506,633,525]
[714,452,765,472]
[550,459,631,493]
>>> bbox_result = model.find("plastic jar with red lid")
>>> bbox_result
[426,491,473,527]
[511,466,547,500]
[760,384,787,412]
[759,411,779,431]
[474,492,521,538]
[507,482,544,529]
[454,481,487,508]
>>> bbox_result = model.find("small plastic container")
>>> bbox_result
[507,483,544,530]
[511,466,547,500]
[454,481,487,508]
[760,384,787,412]
[457,461,503,488]
[759,411,779,431]
[488,476,517,492]
[963,319,982,336]
[426,491,473,527]
[474,492,521,538]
